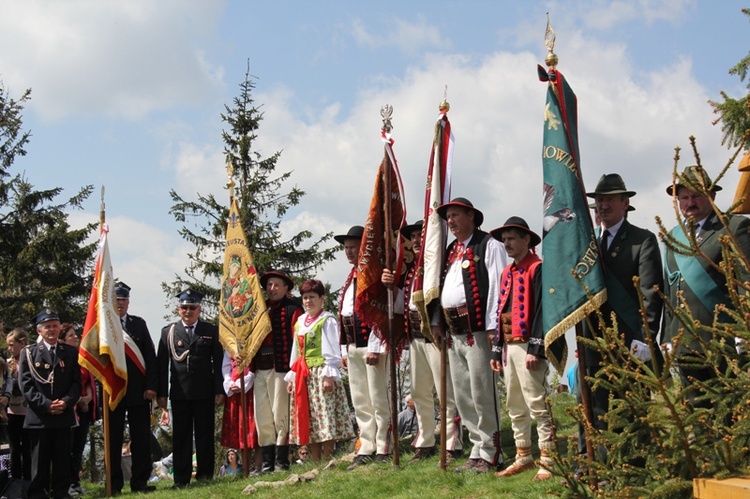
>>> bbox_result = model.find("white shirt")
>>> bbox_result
[340,274,385,355]
[600,217,625,250]
[439,234,507,331]
[221,351,254,396]
[285,312,342,382]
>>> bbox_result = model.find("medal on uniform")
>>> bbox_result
[44,364,50,369]
[178,340,183,346]
[35,362,40,367]
[461,260,470,269]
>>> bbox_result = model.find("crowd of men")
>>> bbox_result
[10,164,749,496]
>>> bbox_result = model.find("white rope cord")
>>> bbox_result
[167,324,190,363]
[23,345,54,385]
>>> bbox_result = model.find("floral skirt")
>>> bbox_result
[290,366,355,445]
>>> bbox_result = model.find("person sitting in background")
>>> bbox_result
[397,394,418,439]
[218,448,243,477]
[295,445,310,464]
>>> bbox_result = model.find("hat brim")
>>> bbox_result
[400,222,423,239]
[490,224,542,248]
[585,189,636,199]
[666,183,722,196]
[436,202,484,227]
[334,234,362,245]
[261,271,295,290]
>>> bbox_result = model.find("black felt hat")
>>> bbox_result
[334,225,365,245]
[436,198,484,227]
[490,216,542,248]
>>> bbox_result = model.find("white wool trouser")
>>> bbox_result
[254,369,290,446]
[348,345,391,455]
[410,338,462,451]
[504,342,553,451]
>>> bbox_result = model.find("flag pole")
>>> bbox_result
[225,161,252,476]
[437,94,450,472]
[543,14,596,471]
[98,186,113,498]
[380,105,400,468]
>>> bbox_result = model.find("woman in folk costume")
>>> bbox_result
[285,279,354,461]
[220,351,257,454]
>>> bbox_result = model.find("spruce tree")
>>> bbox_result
[164,68,338,319]
[551,12,750,492]
[0,83,97,330]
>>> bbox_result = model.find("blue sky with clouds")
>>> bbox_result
[1,1,748,353]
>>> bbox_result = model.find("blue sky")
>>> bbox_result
[0,0,748,352]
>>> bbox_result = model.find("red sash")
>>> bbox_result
[290,333,311,444]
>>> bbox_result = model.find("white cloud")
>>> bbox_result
[579,0,695,29]
[67,212,190,342]
[349,16,450,56]
[249,26,734,256]
[0,0,226,122]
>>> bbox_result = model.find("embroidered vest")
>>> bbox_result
[263,297,301,372]
[498,252,542,340]
[295,315,328,368]
[338,273,371,348]
[443,229,492,332]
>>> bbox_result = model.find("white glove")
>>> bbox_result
[736,337,746,355]
[630,339,651,362]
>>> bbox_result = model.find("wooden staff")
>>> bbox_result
[576,323,596,466]
[98,187,114,497]
[439,331,447,471]
[381,105,400,468]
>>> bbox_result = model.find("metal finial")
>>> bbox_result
[544,12,558,69]
[226,156,236,193]
[381,104,393,133]
[439,84,450,112]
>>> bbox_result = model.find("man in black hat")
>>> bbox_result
[157,289,225,488]
[253,270,303,473]
[335,225,391,470]
[662,166,750,408]
[435,198,507,474]
[19,309,81,499]
[382,220,462,463]
[109,282,158,494]
[584,174,663,450]
[489,217,553,481]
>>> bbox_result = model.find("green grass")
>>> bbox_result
[82,394,577,498]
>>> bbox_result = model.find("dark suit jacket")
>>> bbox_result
[19,341,81,429]
[585,219,664,366]
[122,314,158,407]
[157,320,224,401]
[663,213,750,355]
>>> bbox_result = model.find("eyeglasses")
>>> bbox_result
[180,305,198,311]
[299,451,309,456]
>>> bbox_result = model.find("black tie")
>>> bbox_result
[50,346,56,364]
[186,325,194,338]
[600,229,611,252]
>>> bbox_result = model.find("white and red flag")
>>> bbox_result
[412,105,454,340]
[79,225,129,410]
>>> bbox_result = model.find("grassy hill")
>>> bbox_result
[83,393,577,498]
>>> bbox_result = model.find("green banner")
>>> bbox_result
[538,65,606,374]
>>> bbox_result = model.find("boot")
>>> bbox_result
[261,445,275,474]
[495,447,534,477]
[276,445,290,471]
